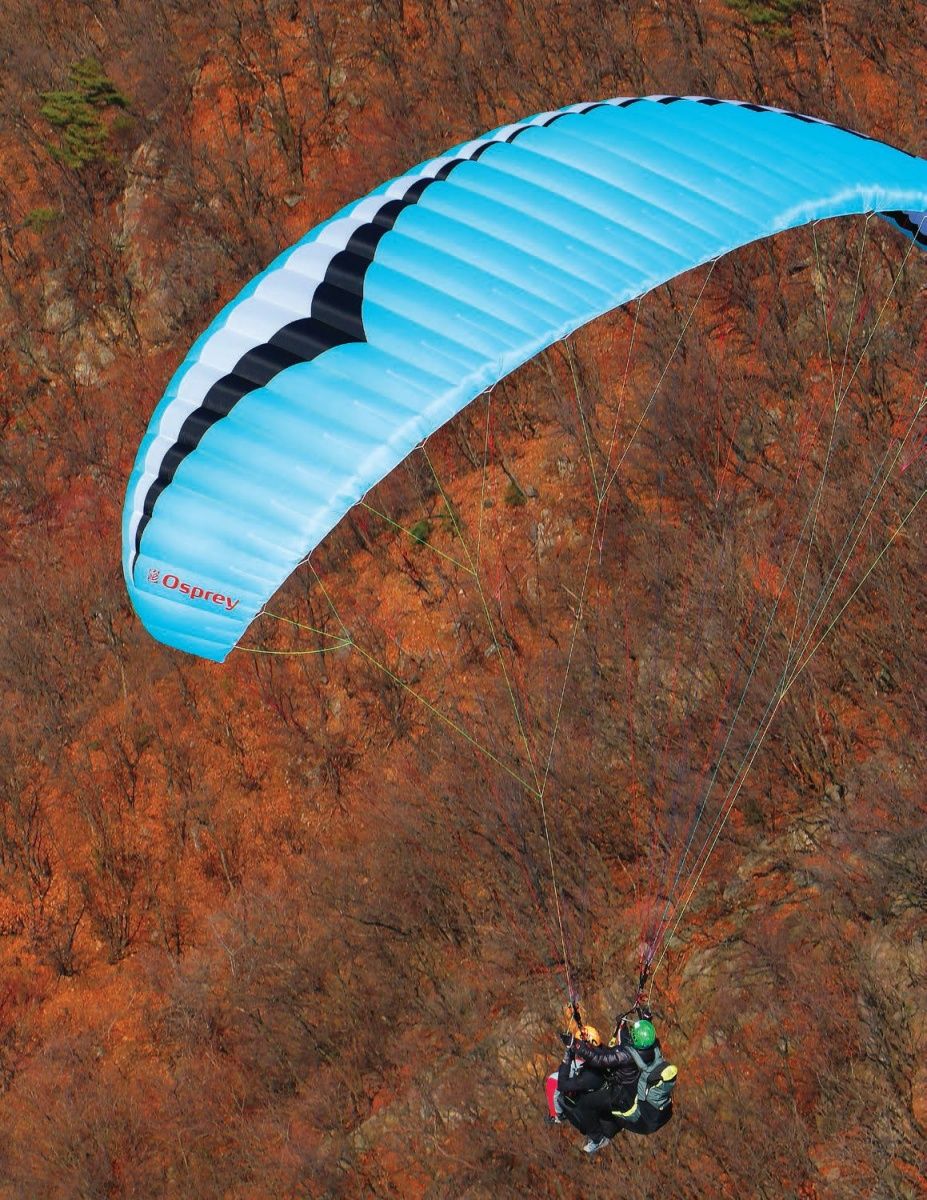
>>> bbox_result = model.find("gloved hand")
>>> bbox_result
[558,1031,573,1047]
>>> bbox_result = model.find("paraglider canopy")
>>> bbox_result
[122,95,927,661]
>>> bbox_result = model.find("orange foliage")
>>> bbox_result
[0,2,925,1196]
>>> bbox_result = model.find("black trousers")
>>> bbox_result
[562,1088,621,1140]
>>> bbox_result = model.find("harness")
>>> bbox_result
[610,1043,678,1122]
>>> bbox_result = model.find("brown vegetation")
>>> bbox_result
[0,2,926,1196]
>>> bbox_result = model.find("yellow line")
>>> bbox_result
[565,343,600,499]
[785,385,927,681]
[239,642,351,656]
[260,610,349,641]
[784,485,927,694]
[650,236,923,984]
[421,444,542,794]
[359,501,474,574]
[650,483,927,989]
[267,563,538,793]
[477,392,493,567]
[602,263,716,499]
[349,641,539,794]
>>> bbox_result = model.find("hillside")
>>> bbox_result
[0,2,926,1197]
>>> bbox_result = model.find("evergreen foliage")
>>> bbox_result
[724,0,812,33]
[409,519,431,546]
[39,58,130,169]
[23,206,59,233]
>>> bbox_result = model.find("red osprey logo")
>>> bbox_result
[150,569,240,611]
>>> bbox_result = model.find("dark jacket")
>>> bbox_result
[575,1034,661,1112]
[556,1055,606,1098]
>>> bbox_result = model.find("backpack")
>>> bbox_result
[611,1042,678,1123]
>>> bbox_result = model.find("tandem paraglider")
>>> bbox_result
[546,990,677,1154]
[122,95,927,1131]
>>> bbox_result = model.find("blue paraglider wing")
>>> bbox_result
[123,96,927,661]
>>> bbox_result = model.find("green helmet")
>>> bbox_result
[630,1018,656,1049]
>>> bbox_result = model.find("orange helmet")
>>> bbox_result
[562,1004,601,1047]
